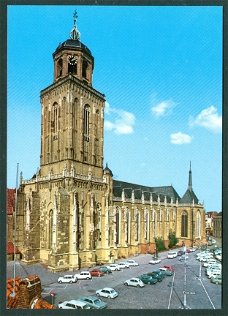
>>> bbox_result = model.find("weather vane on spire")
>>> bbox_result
[70,10,80,40]
[73,10,78,25]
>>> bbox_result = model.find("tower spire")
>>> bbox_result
[188,161,192,191]
[70,10,80,40]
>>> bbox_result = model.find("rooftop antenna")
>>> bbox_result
[10,163,19,298]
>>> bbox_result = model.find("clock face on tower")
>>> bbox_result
[68,55,78,65]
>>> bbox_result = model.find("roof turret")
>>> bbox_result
[180,162,199,204]
[104,163,113,177]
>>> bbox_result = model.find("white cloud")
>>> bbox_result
[151,99,176,117]
[104,102,135,135]
[170,132,192,145]
[189,106,222,133]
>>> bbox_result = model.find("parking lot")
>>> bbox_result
[7,244,222,310]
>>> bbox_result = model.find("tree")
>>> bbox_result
[155,237,166,251]
[168,230,178,248]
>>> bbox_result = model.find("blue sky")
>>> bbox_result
[7,5,222,212]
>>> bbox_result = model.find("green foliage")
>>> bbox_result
[155,237,166,251]
[168,230,178,248]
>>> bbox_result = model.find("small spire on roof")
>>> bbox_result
[70,10,80,40]
[188,161,192,192]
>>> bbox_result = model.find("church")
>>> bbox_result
[15,13,206,271]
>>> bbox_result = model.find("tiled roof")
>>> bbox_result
[7,189,15,215]
[179,188,199,204]
[113,180,180,203]
[54,39,93,58]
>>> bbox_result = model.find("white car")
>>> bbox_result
[167,251,178,259]
[118,262,130,268]
[215,254,222,261]
[108,264,121,271]
[126,259,139,266]
[124,278,145,287]
[58,300,91,309]
[207,270,222,279]
[58,275,77,283]
[74,271,92,280]
[206,268,222,277]
[188,247,197,252]
[203,259,218,267]
[96,287,118,299]
[149,258,161,264]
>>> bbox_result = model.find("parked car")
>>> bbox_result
[149,258,161,264]
[167,251,178,259]
[124,278,145,287]
[99,266,112,274]
[206,266,221,275]
[188,247,197,252]
[138,274,157,284]
[153,270,166,279]
[211,275,222,285]
[163,265,174,272]
[118,262,130,269]
[58,275,77,283]
[146,271,163,282]
[215,254,222,261]
[74,271,92,280]
[90,269,105,277]
[58,300,91,309]
[177,250,185,256]
[203,259,218,267]
[159,267,173,276]
[207,269,222,279]
[126,259,139,266]
[78,296,107,309]
[108,264,121,271]
[96,287,118,299]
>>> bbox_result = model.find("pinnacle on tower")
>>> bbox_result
[188,161,192,192]
[70,10,80,40]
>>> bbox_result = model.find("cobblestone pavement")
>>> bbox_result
[7,244,222,310]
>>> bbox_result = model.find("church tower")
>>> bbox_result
[40,11,105,179]
[18,12,112,271]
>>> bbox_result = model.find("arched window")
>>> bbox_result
[145,212,149,240]
[94,109,99,165]
[83,105,90,140]
[181,211,188,237]
[83,105,90,161]
[57,59,63,77]
[115,208,120,245]
[73,98,78,131]
[152,210,157,239]
[125,209,130,244]
[195,211,201,238]
[82,60,88,79]
[49,210,53,249]
[51,103,59,134]
[135,212,139,241]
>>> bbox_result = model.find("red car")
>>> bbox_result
[90,269,105,277]
[163,265,174,272]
